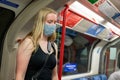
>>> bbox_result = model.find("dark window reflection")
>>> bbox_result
[56,27,96,76]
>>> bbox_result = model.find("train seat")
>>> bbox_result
[72,74,107,80]
[73,77,89,80]
[100,74,107,80]
[91,75,101,80]
[91,74,107,80]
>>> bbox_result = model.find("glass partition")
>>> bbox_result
[56,27,97,76]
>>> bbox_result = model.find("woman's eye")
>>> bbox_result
[47,20,56,24]
[54,21,57,24]
[47,21,52,24]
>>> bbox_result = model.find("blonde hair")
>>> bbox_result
[28,7,57,50]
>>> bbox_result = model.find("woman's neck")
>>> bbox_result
[38,35,48,42]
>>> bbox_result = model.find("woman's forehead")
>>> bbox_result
[46,13,57,20]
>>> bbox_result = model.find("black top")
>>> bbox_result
[25,45,56,80]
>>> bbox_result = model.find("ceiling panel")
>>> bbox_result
[110,0,120,11]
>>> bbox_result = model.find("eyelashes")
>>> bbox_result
[47,20,57,24]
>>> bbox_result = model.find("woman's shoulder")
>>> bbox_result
[19,36,34,50]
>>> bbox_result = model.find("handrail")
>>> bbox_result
[58,4,69,80]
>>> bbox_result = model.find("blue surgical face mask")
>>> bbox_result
[44,23,56,36]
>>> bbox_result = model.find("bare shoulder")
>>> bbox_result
[18,37,34,51]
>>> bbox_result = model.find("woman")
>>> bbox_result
[16,7,58,80]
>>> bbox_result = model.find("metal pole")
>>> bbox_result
[58,4,69,80]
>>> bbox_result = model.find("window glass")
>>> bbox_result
[110,48,117,60]
[56,27,97,76]
[105,40,120,76]
[105,48,116,76]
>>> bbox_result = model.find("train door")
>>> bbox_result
[99,39,120,77]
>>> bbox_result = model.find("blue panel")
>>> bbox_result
[100,74,107,80]
[0,0,19,8]
[79,78,89,80]
[63,63,77,72]
[73,74,107,80]
[86,24,105,36]
[73,77,89,80]
[91,75,101,80]
[112,13,120,19]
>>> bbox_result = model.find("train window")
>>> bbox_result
[0,7,15,68]
[56,27,97,76]
[105,48,117,76]
[110,48,117,60]
[104,40,120,77]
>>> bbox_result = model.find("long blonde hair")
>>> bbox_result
[29,8,57,49]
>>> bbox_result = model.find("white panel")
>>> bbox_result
[73,19,94,33]
[110,47,117,60]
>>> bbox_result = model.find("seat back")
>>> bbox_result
[100,74,107,80]
[73,77,89,80]
[73,74,107,80]
[91,75,101,80]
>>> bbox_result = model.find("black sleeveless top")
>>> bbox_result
[25,44,56,80]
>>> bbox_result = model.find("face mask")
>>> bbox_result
[44,24,56,36]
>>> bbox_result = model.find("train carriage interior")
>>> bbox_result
[0,0,120,80]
